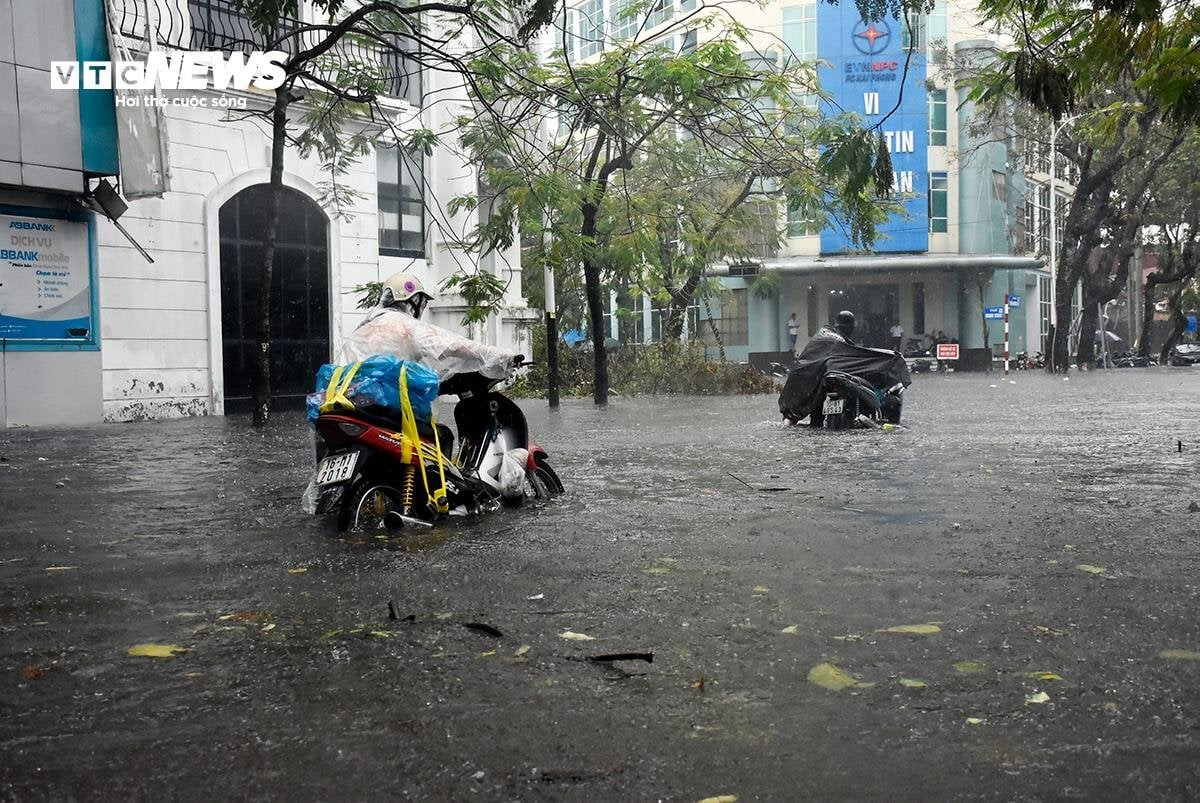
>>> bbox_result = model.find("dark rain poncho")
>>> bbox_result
[778,328,912,421]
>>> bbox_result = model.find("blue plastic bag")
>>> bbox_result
[306,354,439,424]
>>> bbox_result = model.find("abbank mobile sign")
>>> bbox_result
[817,4,929,254]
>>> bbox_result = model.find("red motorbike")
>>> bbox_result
[310,369,563,531]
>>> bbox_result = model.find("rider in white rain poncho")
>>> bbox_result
[339,272,519,380]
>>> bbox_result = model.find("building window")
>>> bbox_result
[782,5,817,61]
[1039,275,1052,343]
[901,11,926,52]
[378,146,424,257]
[913,281,926,335]
[647,0,674,29]
[700,289,749,346]
[1036,184,1050,255]
[681,28,698,52]
[787,200,820,237]
[928,89,947,146]
[577,0,604,58]
[929,172,948,233]
[928,0,947,60]
[610,0,637,40]
[1023,199,1036,253]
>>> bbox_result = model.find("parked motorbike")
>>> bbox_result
[309,365,563,531]
[1108,350,1158,368]
[1167,342,1200,366]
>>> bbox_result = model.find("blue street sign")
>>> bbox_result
[1008,294,1021,308]
[984,307,1005,320]
[1187,314,1198,334]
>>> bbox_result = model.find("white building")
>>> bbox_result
[0,0,531,427]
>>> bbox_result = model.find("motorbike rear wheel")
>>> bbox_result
[338,479,405,532]
[533,457,564,495]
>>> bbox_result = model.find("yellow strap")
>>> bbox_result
[399,365,449,514]
[320,361,362,413]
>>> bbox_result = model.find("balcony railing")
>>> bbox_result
[109,0,421,104]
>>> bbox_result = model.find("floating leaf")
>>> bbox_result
[514,645,530,657]
[899,678,927,688]
[287,567,308,574]
[219,611,265,623]
[808,662,870,691]
[1023,671,1062,681]
[697,796,738,803]
[643,566,672,575]
[478,650,496,657]
[780,625,799,635]
[954,660,988,674]
[128,643,187,659]
[833,634,862,642]
[1159,649,1200,661]
[20,666,47,679]
[965,717,985,725]
[368,631,390,638]
[45,565,79,571]
[877,623,941,635]
[559,631,595,642]
[260,623,276,633]
[1025,691,1050,705]
[1075,564,1107,575]
[753,586,770,594]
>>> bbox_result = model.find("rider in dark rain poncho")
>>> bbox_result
[779,310,911,426]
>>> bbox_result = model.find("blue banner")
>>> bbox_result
[817,5,929,253]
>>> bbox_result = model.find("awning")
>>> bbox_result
[713,253,1045,277]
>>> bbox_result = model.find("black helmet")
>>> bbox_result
[834,310,856,338]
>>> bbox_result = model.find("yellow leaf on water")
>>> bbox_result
[1159,649,1200,661]
[128,643,187,659]
[1023,671,1063,681]
[435,613,452,620]
[965,717,985,725]
[697,796,738,803]
[368,631,390,638]
[1025,691,1051,705]
[478,650,496,657]
[753,586,770,594]
[560,631,595,642]
[1075,564,1107,575]
[287,567,308,574]
[954,660,988,674]
[514,645,530,657]
[260,623,276,633]
[808,662,869,691]
[833,634,862,642]
[780,625,799,635]
[899,678,927,688]
[877,623,941,635]
[45,566,79,572]
[642,566,671,575]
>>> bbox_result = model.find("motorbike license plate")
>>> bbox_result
[316,452,358,486]
[822,397,845,416]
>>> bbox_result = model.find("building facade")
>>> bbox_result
[556,0,1050,361]
[1,0,531,427]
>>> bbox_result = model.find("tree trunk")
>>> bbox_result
[1048,274,1074,372]
[252,88,289,427]
[580,204,608,405]
[1075,300,1098,367]
[1160,286,1189,364]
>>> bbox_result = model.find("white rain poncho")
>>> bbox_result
[339,307,516,381]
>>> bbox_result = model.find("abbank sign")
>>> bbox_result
[818,5,929,254]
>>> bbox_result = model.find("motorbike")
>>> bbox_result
[814,371,906,430]
[309,366,563,531]
[780,327,912,430]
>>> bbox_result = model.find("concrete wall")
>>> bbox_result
[0,349,101,426]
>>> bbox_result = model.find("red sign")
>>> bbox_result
[936,343,960,360]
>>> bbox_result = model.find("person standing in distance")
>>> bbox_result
[787,312,799,352]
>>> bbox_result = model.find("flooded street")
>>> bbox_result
[3,369,1200,799]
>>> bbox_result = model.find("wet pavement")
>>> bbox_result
[2,368,1200,800]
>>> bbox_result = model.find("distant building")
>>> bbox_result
[1,0,531,427]
[551,0,1052,361]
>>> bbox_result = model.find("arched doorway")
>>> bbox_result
[218,184,330,413]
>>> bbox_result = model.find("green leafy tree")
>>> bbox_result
[455,16,894,404]
[230,0,552,426]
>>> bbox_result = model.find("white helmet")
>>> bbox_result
[380,272,434,319]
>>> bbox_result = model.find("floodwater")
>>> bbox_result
[2,368,1200,799]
